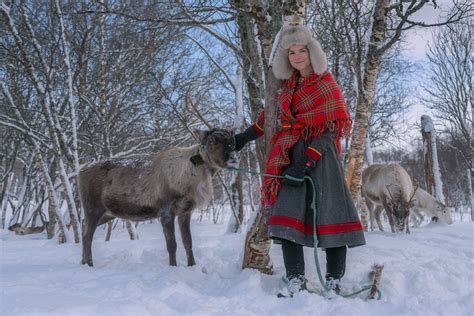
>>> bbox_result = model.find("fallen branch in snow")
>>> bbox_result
[368,264,384,299]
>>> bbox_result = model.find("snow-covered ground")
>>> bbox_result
[1,218,473,316]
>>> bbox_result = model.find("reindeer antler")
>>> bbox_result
[408,185,419,206]
[385,185,395,201]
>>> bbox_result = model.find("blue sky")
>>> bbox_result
[391,1,457,149]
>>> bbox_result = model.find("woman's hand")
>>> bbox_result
[234,126,260,151]
[234,132,251,152]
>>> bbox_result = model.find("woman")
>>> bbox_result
[234,24,365,298]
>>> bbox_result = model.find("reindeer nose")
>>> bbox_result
[227,151,239,167]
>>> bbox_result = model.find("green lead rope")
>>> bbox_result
[228,167,381,300]
[304,175,381,300]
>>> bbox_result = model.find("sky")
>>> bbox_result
[381,1,457,151]
[402,1,453,60]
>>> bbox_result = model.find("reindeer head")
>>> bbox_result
[386,185,417,233]
[193,128,239,169]
[433,202,453,224]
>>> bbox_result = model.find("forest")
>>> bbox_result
[1,0,471,242]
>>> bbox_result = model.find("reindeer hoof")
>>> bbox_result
[81,258,94,267]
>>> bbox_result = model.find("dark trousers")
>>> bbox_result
[281,239,346,280]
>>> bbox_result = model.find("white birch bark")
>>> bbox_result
[1,173,14,228]
[0,79,67,243]
[365,134,374,166]
[227,65,245,233]
[1,3,81,242]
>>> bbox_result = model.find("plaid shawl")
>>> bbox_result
[261,71,352,207]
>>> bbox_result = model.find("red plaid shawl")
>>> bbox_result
[261,71,352,207]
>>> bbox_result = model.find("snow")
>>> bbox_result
[1,218,473,316]
[421,115,434,133]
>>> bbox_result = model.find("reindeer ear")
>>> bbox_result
[192,129,208,142]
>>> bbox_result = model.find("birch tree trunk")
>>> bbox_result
[241,0,307,274]
[471,87,474,221]
[126,221,138,240]
[344,0,467,227]
[346,0,389,228]
[228,66,245,233]
[1,3,82,242]
[0,81,67,242]
[1,173,13,229]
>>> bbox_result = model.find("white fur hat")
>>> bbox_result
[271,24,328,80]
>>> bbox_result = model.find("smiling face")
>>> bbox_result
[288,44,313,76]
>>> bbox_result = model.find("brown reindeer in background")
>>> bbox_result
[79,129,238,267]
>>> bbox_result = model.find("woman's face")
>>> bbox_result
[288,45,312,75]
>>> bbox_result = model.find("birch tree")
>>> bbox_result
[421,21,472,218]
[0,1,204,241]
[344,0,473,221]
[233,0,309,274]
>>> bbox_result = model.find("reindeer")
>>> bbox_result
[8,211,48,235]
[361,164,417,233]
[79,128,238,267]
[410,188,453,227]
[8,223,45,235]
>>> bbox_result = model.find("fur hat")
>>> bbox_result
[271,24,328,80]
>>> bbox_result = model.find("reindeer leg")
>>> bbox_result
[178,212,195,266]
[374,206,385,232]
[82,210,104,267]
[365,198,377,231]
[386,212,396,233]
[160,210,177,266]
[383,202,396,233]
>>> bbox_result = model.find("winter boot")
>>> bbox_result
[277,275,307,298]
[323,277,341,300]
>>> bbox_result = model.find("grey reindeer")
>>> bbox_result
[79,128,238,267]
[362,163,417,233]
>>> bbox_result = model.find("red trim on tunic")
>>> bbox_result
[252,111,265,136]
[253,122,264,136]
[305,146,322,161]
[268,215,363,236]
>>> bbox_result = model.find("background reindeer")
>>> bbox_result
[410,188,453,227]
[79,128,238,267]
[362,164,417,233]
